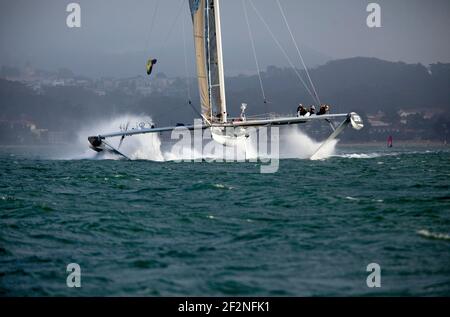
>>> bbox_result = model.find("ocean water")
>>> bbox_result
[1,142,450,296]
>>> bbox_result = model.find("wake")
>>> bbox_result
[333,149,441,160]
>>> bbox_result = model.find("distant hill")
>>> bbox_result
[0,57,449,144]
[225,57,450,116]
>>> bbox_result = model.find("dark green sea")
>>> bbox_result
[1,145,450,296]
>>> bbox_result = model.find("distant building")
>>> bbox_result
[367,111,390,127]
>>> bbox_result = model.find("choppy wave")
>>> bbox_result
[2,146,450,296]
[417,229,450,241]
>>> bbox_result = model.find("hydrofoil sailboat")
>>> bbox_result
[88,0,364,159]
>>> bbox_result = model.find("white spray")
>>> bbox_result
[279,126,337,160]
[70,115,337,161]
[68,115,164,161]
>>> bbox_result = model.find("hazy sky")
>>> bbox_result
[0,0,449,77]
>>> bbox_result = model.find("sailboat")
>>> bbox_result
[88,0,364,159]
[387,135,393,148]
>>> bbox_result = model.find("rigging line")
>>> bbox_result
[158,0,185,55]
[242,0,267,104]
[248,0,317,104]
[275,0,321,105]
[170,96,203,118]
[144,0,161,54]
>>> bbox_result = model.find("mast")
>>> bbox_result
[206,2,213,121]
[213,0,227,123]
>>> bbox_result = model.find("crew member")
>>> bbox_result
[297,104,308,117]
[318,104,330,116]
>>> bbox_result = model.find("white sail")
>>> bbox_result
[189,0,227,123]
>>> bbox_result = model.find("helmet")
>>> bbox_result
[311,105,316,110]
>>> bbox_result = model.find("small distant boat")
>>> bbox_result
[387,135,393,148]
